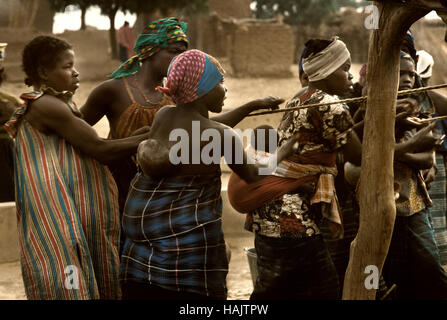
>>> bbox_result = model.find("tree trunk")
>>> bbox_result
[26,0,39,29]
[80,5,87,30]
[108,7,119,60]
[342,1,430,300]
[33,0,54,33]
[134,12,155,34]
[9,0,21,28]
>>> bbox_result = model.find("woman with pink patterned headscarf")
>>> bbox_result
[119,49,299,300]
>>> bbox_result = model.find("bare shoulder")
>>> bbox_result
[25,94,76,131]
[209,118,232,135]
[88,78,120,99]
[151,105,176,124]
[29,94,72,118]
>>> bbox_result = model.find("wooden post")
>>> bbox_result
[342,1,430,300]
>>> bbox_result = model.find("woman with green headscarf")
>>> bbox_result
[81,17,285,221]
[81,18,189,247]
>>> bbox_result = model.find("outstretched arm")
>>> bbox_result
[29,95,148,165]
[398,150,435,170]
[210,96,284,127]
[224,128,298,183]
[428,91,447,116]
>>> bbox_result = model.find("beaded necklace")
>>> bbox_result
[132,74,162,105]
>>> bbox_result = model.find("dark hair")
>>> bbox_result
[22,35,72,86]
[302,39,332,60]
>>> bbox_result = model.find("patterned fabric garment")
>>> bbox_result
[110,78,172,140]
[111,17,188,79]
[3,90,121,300]
[250,88,354,238]
[156,49,224,104]
[394,130,432,217]
[414,75,447,265]
[120,171,228,299]
[429,153,447,265]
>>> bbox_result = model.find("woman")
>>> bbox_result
[4,35,150,299]
[119,49,299,300]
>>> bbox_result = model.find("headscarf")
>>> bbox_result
[402,29,417,61]
[156,49,224,104]
[302,37,350,82]
[416,50,434,79]
[400,50,414,63]
[110,17,188,79]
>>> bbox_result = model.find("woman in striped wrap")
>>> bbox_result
[3,36,151,299]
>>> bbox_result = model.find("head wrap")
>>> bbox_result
[156,49,224,104]
[400,50,414,63]
[402,29,417,61]
[416,50,434,79]
[302,37,350,82]
[110,17,188,79]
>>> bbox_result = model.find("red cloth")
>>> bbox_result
[227,152,336,213]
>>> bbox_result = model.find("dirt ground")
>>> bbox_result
[0,231,255,300]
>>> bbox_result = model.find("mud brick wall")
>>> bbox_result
[229,23,294,77]
[208,0,253,19]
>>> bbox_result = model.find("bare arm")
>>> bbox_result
[428,91,447,116]
[210,96,284,127]
[80,80,115,126]
[29,95,148,165]
[340,121,438,168]
[397,150,435,170]
[340,130,362,167]
[224,128,298,183]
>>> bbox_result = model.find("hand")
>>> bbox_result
[407,121,438,152]
[423,166,437,190]
[396,97,419,116]
[396,112,426,129]
[249,96,284,112]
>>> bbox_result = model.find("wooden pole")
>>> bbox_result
[342,1,430,300]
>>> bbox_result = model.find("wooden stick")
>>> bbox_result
[379,284,397,301]
[416,114,447,123]
[247,83,447,117]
